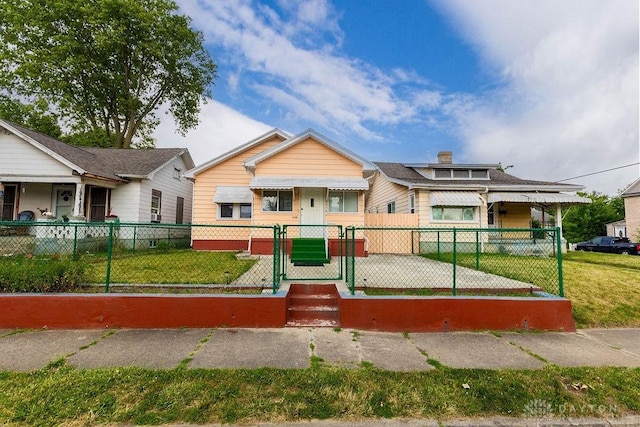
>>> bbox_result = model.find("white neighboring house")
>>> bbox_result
[0,119,194,224]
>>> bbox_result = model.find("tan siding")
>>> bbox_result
[625,196,640,241]
[191,136,283,225]
[366,171,408,213]
[495,203,531,228]
[255,138,363,177]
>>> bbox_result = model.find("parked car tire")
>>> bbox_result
[620,249,630,255]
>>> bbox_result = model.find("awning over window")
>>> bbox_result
[213,186,254,204]
[249,176,369,190]
[488,192,591,204]
[429,191,484,206]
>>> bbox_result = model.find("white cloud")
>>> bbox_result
[433,0,639,194]
[153,100,272,167]
[178,0,437,139]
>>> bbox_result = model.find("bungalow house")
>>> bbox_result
[366,151,590,252]
[184,129,376,257]
[0,119,194,224]
[621,177,640,241]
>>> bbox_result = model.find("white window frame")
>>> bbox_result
[432,169,489,180]
[408,193,415,214]
[387,201,396,214]
[261,190,293,212]
[328,190,359,213]
[217,203,252,220]
[431,206,476,222]
[150,189,162,222]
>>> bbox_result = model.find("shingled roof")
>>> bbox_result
[1,120,192,182]
[374,162,578,190]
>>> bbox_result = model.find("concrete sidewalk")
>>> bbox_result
[0,327,638,372]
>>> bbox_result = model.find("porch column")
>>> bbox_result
[555,204,563,239]
[74,183,84,217]
[0,182,4,220]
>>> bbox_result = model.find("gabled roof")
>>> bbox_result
[0,119,193,182]
[82,147,194,178]
[184,128,291,178]
[374,162,584,192]
[621,177,640,198]
[243,129,377,173]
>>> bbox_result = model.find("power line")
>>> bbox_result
[555,162,640,183]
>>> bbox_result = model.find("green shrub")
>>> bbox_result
[0,256,87,292]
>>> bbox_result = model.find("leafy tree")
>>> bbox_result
[562,191,625,243]
[0,96,62,138]
[0,0,217,148]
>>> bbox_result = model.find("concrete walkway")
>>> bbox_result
[0,327,638,372]
[235,254,535,289]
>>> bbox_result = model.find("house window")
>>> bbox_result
[176,197,184,224]
[471,170,489,179]
[387,201,396,214]
[409,193,415,214]
[432,206,475,222]
[240,203,252,218]
[434,169,450,179]
[328,191,358,213]
[151,189,162,222]
[218,203,252,220]
[262,190,293,212]
[453,169,468,178]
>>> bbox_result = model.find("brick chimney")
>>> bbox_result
[437,151,453,164]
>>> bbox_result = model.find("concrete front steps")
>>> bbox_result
[286,283,339,327]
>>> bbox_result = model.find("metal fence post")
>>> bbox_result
[452,228,457,296]
[272,225,280,293]
[437,230,440,260]
[72,223,78,261]
[556,227,564,297]
[475,230,480,270]
[105,222,114,292]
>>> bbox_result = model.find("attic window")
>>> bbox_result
[432,169,489,180]
[173,167,182,180]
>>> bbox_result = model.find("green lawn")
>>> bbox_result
[0,361,637,425]
[421,251,640,328]
[563,252,640,328]
[85,250,257,284]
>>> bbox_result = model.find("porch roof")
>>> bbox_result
[488,192,591,204]
[249,176,369,190]
[213,186,254,204]
[429,191,484,206]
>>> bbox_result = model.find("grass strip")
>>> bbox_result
[0,364,637,425]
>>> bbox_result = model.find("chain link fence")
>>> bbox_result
[345,227,563,297]
[279,224,343,281]
[0,221,281,293]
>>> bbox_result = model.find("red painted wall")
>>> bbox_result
[0,294,287,329]
[338,296,575,332]
[0,292,574,332]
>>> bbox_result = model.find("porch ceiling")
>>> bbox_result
[249,176,369,190]
[488,192,591,204]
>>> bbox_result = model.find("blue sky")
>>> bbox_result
[154,0,639,195]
